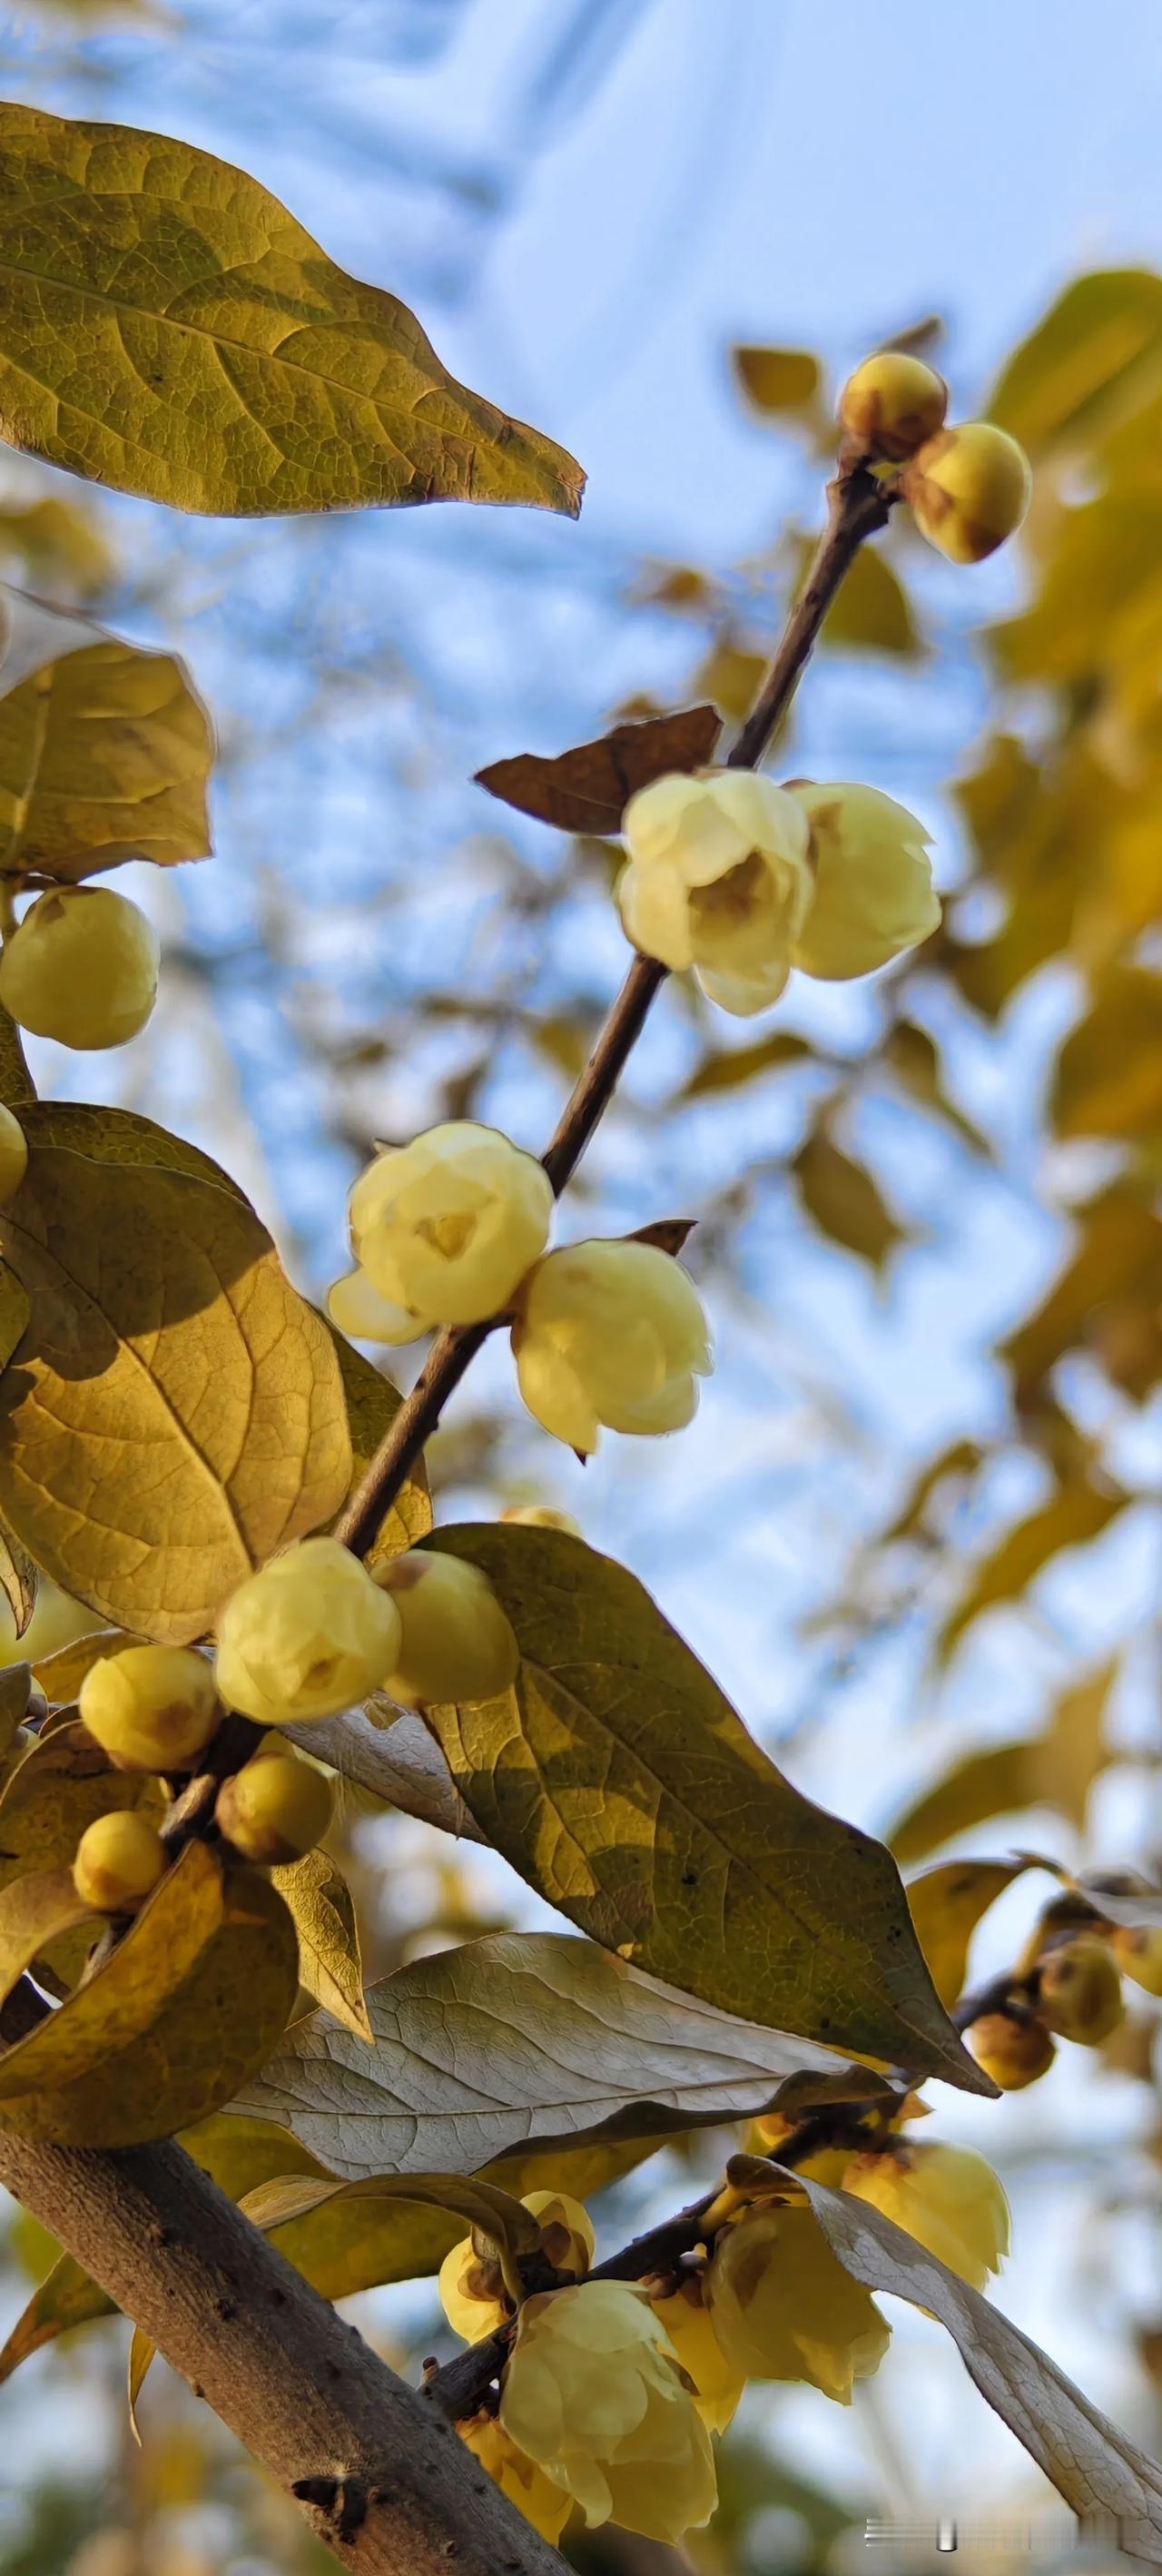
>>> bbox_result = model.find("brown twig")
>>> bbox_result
[333,464,896,1558]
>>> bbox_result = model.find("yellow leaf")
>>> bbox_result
[0,1866,95,2007]
[240,2167,541,2270]
[271,1849,371,2045]
[0,586,212,879]
[990,270,1162,457]
[0,1856,299,2145]
[0,105,583,522]
[31,1627,145,1703]
[793,1127,910,1272]
[938,1479,1127,1663]
[0,497,115,597]
[0,1106,351,1642]
[890,1666,1116,1867]
[1050,969,1162,1142]
[418,1529,987,2091]
[906,1858,1037,2008]
[1000,1187,1162,1405]
[732,346,824,429]
[814,541,921,659]
[127,2325,153,2443]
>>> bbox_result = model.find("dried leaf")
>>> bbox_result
[233,1927,893,2185]
[286,1703,482,1841]
[0,1867,94,2007]
[476,705,722,835]
[0,106,583,521]
[802,2172,1162,2544]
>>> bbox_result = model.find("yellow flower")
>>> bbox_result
[707,2204,890,2402]
[843,2142,1009,2291]
[376,1549,518,1708]
[459,2413,571,2546]
[214,1536,402,1726]
[789,782,940,981]
[440,2191,596,2344]
[647,2276,744,2434]
[904,420,1032,564]
[339,1120,554,1340]
[616,768,812,1015]
[512,1239,712,1455]
[499,2279,717,2541]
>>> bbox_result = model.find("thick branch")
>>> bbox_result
[334,466,892,1551]
[0,2128,562,2576]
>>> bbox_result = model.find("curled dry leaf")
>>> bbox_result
[475,704,722,835]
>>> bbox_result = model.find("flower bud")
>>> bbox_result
[499,2279,716,2541]
[647,2275,744,2434]
[904,421,1032,564]
[440,2189,595,2344]
[964,2010,1056,2091]
[512,1239,712,1455]
[788,782,940,981]
[499,1505,584,1536]
[706,2204,890,2402]
[1109,1924,1162,1998]
[73,1810,167,1913]
[377,1550,518,1708]
[843,2141,1009,2291]
[0,1104,27,1206]
[0,887,159,1049]
[616,768,812,1015]
[840,352,948,461]
[344,1122,553,1339]
[79,1645,220,1772]
[215,1750,333,1865]
[214,1536,402,1726]
[1037,1936,1125,2045]
[458,2415,570,2547]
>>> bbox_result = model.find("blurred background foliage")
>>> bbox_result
[0,0,1159,2571]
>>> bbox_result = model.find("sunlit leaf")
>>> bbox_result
[937,1478,1127,1663]
[906,1858,1043,2009]
[1050,969,1162,1143]
[0,1105,351,1641]
[0,1867,94,2008]
[417,1527,986,2089]
[0,106,583,520]
[286,1703,481,1841]
[793,1127,910,1272]
[271,1850,371,2044]
[990,270,1162,456]
[0,586,213,879]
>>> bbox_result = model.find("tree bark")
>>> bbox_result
[0,2127,561,2576]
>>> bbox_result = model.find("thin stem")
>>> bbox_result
[335,465,894,1555]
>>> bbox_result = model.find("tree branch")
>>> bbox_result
[0,2128,564,2576]
[333,463,894,1552]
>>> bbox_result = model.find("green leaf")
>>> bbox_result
[398,1528,984,2088]
[0,587,213,879]
[232,1927,892,2179]
[792,1126,910,1272]
[802,2170,1162,2541]
[0,1854,299,2145]
[937,1478,1127,1663]
[0,1105,351,1641]
[0,105,583,521]
[271,1849,371,2044]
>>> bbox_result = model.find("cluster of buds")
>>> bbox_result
[839,348,1032,564]
[330,1120,713,1456]
[443,2141,1009,2547]
[214,1533,519,1723]
[964,1902,1139,2091]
